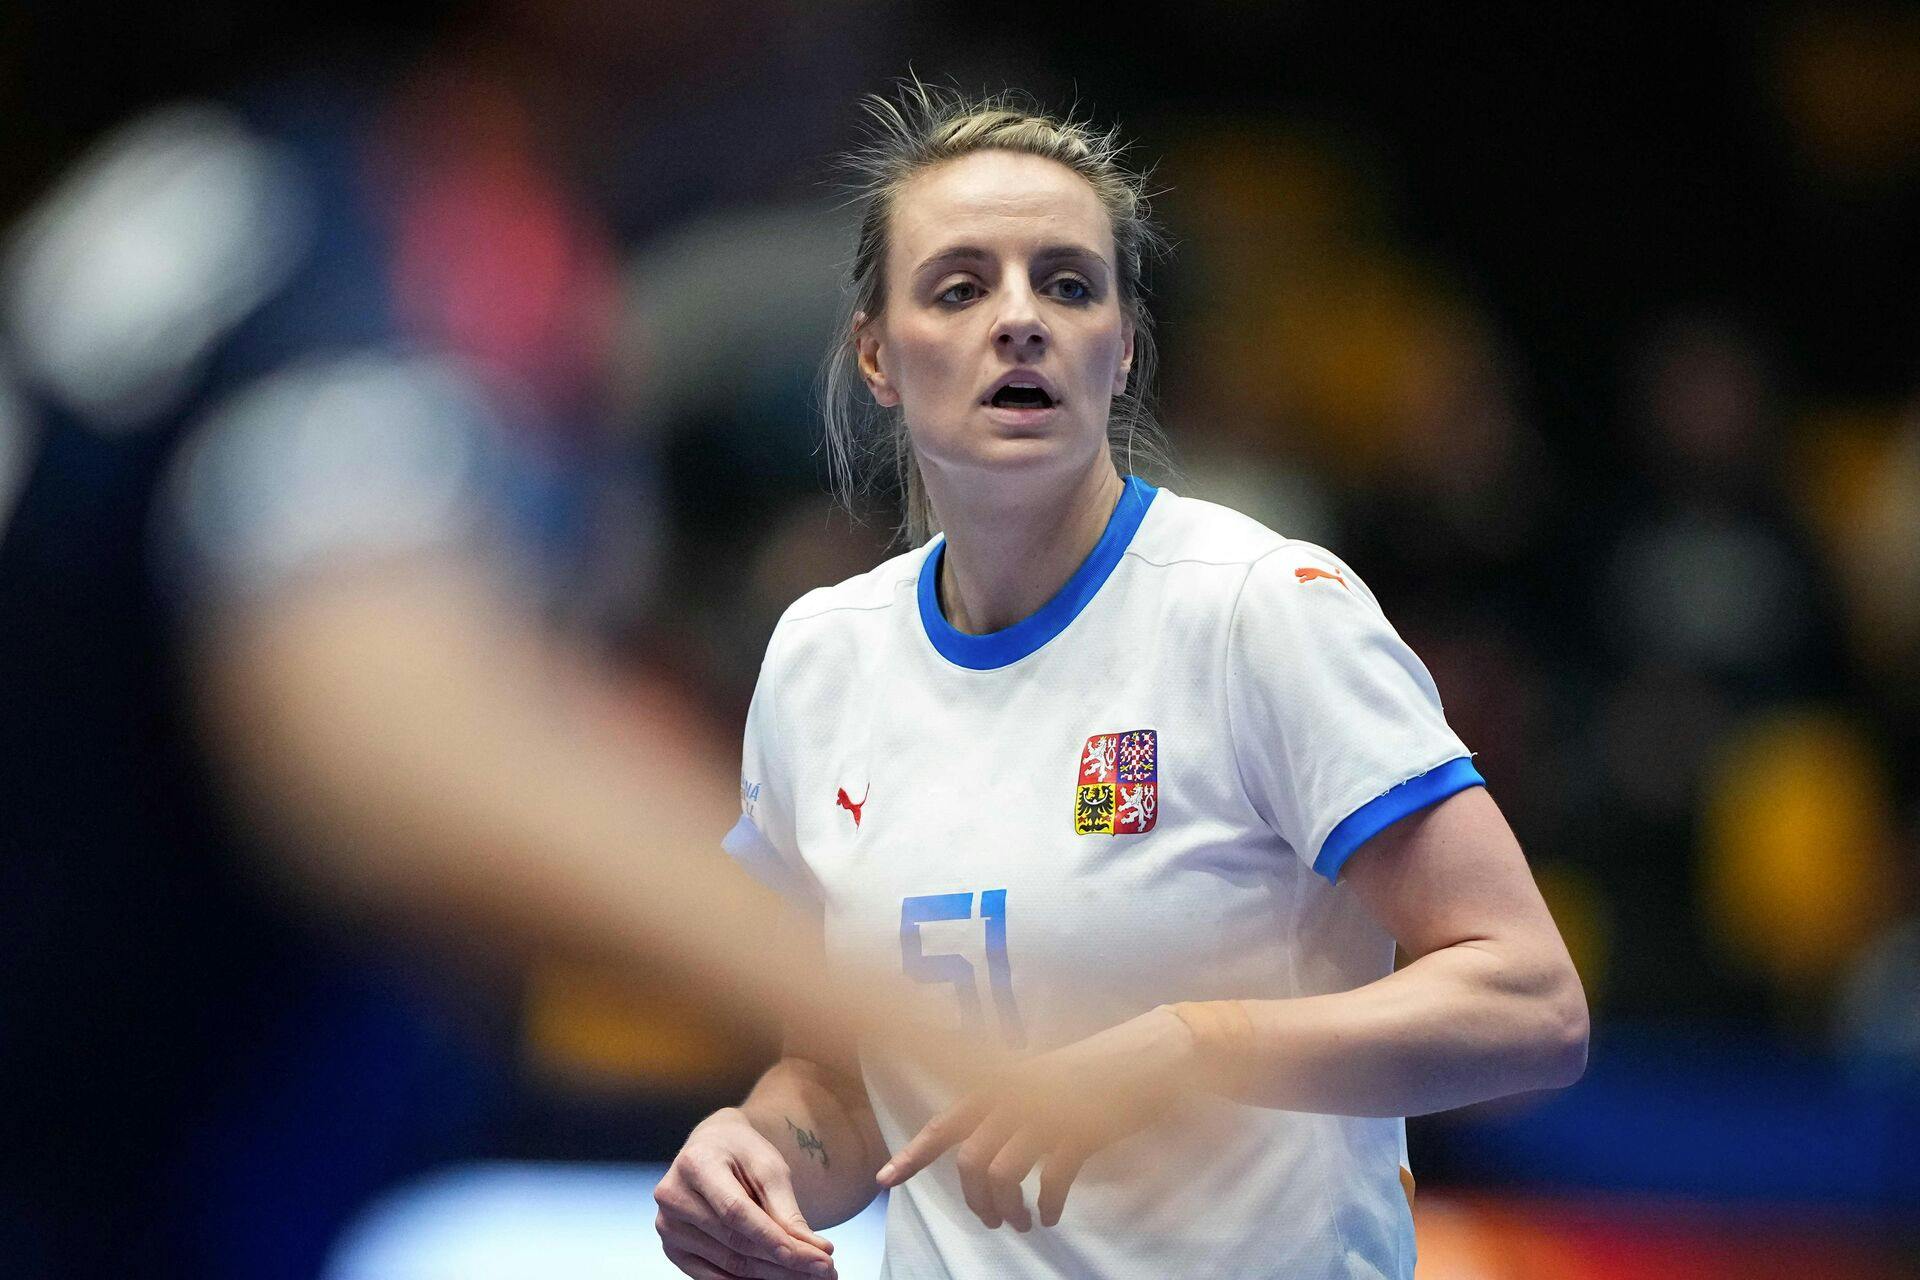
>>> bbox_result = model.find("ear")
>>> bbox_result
[854,311,900,409]
[1113,320,1136,395]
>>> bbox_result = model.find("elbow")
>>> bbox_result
[1539,964,1590,1090]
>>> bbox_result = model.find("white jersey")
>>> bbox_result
[725,479,1480,1280]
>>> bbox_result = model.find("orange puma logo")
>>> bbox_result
[1294,566,1350,590]
[836,785,869,827]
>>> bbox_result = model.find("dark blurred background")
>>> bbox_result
[3,1,1917,1276]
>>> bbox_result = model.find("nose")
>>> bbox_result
[992,283,1048,357]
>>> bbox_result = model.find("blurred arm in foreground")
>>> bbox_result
[193,554,828,1035]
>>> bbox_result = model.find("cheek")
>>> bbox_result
[1081,322,1129,389]
[891,325,969,402]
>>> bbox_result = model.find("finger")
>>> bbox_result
[878,1094,989,1188]
[656,1177,727,1238]
[986,1127,1049,1233]
[656,1173,747,1249]
[1036,1143,1093,1228]
[658,1217,832,1280]
[662,1240,752,1280]
[954,1108,1022,1229]
[743,1154,835,1255]
[693,1175,833,1272]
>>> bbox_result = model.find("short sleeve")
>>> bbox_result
[722,625,822,910]
[153,353,505,607]
[1226,546,1483,881]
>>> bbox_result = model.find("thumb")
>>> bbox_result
[754,1159,834,1254]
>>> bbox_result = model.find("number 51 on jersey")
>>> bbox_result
[899,891,1027,1049]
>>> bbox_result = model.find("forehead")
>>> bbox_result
[888,150,1114,267]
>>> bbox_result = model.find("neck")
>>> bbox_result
[926,459,1126,635]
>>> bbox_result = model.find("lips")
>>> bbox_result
[991,384,1054,409]
[981,371,1061,409]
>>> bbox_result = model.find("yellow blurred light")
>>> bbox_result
[1700,708,1896,993]
[1163,122,1479,480]
[1790,407,1899,555]
[1771,6,1920,184]
[524,959,758,1092]
[1792,406,1920,683]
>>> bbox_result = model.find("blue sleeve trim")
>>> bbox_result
[721,813,813,905]
[1313,756,1485,882]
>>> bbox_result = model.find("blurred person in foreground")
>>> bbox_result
[0,6,905,1278]
[654,85,1588,1280]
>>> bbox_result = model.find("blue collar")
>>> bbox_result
[917,476,1159,671]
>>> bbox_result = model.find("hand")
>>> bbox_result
[655,1108,838,1280]
[875,1007,1195,1231]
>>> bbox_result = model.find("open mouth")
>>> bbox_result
[987,383,1057,410]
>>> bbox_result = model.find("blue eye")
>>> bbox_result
[1049,276,1092,302]
[938,280,980,305]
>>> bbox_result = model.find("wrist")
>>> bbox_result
[1158,1000,1255,1091]
[1146,1003,1199,1071]
[1116,1005,1196,1102]
[698,1104,761,1140]
[725,1103,779,1143]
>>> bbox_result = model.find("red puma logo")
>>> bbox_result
[836,785,869,827]
[1294,566,1350,590]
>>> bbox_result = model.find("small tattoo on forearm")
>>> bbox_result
[786,1117,829,1168]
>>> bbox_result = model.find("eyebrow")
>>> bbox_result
[911,243,1113,282]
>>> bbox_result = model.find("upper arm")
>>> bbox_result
[1338,786,1579,980]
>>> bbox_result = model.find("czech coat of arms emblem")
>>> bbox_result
[1075,729,1158,835]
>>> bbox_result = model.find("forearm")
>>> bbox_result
[737,1057,888,1228]
[198,567,837,1035]
[1170,939,1589,1117]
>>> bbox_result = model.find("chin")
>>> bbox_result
[950,432,1105,479]
[912,407,1111,482]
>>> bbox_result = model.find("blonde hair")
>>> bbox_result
[820,80,1169,545]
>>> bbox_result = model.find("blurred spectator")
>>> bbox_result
[1546,315,1853,1023]
[1795,390,1920,746]
[617,203,855,483]
[1599,314,1844,698]
[612,201,886,702]
[1836,909,1920,1082]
